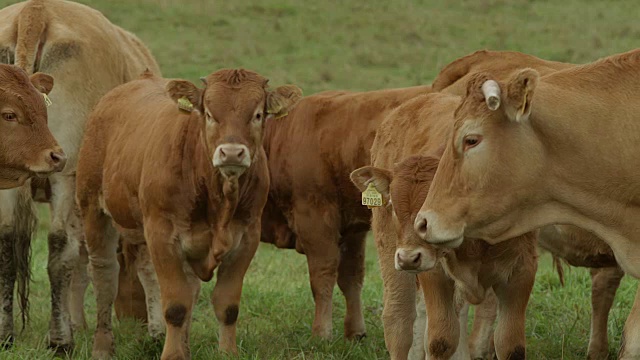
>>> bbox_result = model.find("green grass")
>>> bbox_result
[0,0,639,358]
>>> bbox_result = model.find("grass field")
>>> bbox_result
[1,0,639,359]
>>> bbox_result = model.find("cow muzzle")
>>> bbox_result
[395,247,437,273]
[29,147,67,178]
[414,210,464,248]
[213,143,251,177]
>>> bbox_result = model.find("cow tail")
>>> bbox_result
[15,0,47,74]
[14,183,37,330]
[551,255,565,287]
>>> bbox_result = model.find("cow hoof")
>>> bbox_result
[92,329,114,360]
[48,341,73,357]
[347,332,366,342]
[0,335,14,350]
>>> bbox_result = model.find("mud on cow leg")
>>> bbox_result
[0,186,37,350]
[337,231,367,340]
[0,228,16,349]
[47,230,77,355]
[69,240,90,332]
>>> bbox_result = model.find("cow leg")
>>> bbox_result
[421,269,458,360]
[450,301,471,360]
[47,174,83,353]
[469,288,497,359]
[337,230,366,340]
[69,241,90,331]
[211,224,260,354]
[375,227,415,360]
[135,244,165,339]
[408,289,427,360]
[588,267,623,360]
[145,218,199,360]
[295,212,340,339]
[84,207,120,359]
[492,272,535,360]
[0,187,35,348]
[618,282,640,359]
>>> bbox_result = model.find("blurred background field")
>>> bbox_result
[1,0,639,359]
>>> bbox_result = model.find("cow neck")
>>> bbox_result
[185,118,256,280]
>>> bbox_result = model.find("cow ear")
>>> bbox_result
[349,166,392,198]
[504,68,539,122]
[166,80,203,113]
[266,85,302,120]
[30,73,54,95]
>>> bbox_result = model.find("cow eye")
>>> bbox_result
[254,112,263,122]
[2,113,17,122]
[463,134,482,151]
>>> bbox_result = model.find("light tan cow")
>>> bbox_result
[76,69,301,360]
[0,0,159,353]
[418,48,640,358]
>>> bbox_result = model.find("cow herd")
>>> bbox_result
[0,1,638,360]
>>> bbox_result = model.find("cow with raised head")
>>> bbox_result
[76,69,301,359]
[418,48,640,358]
[0,0,160,353]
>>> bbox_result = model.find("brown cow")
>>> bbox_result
[0,66,64,188]
[352,152,537,359]
[418,48,640,359]
[76,69,301,359]
[0,0,160,352]
[0,65,64,347]
[262,86,431,340]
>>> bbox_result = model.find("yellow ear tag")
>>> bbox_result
[177,97,193,112]
[42,93,52,107]
[362,183,383,209]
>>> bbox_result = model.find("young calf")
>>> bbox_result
[352,155,537,359]
[76,69,301,360]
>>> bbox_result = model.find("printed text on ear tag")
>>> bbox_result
[362,183,383,209]
[42,93,52,107]
[177,97,193,112]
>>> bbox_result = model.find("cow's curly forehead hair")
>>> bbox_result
[0,65,46,119]
[453,72,494,127]
[206,68,269,89]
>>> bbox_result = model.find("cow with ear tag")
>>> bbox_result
[76,68,301,360]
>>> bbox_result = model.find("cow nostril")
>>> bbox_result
[50,151,65,164]
[412,252,421,266]
[219,148,227,159]
[414,216,428,239]
[237,148,245,159]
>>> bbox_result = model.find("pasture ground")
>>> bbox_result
[1,0,639,359]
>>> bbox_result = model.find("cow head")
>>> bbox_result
[166,69,302,178]
[351,155,447,273]
[0,65,65,189]
[416,68,544,247]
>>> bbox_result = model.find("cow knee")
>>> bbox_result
[224,305,239,325]
[429,338,454,359]
[506,345,525,360]
[47,230,68,256]
[165,304,187,327]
